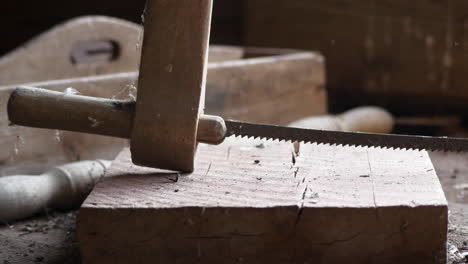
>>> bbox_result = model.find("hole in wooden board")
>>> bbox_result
[70,40,120,66]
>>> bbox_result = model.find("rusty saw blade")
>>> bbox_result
[225,120,468,152]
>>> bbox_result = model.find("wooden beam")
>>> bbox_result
[207,48,326,125]
[78,139,447,263]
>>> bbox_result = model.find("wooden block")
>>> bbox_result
[78,139,447,263]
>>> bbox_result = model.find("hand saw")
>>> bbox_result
[8,86,468,157]
[0,15,327,174]
[6,0,468,172]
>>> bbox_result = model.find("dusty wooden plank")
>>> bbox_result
[207,51,326,125]
[7,146,468,263]
[293,143,447,263]
[78,139,447,263]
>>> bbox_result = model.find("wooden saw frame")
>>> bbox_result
[0,14,326,175]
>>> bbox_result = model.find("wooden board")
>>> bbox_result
[78,139,447,263]
[245,0,468,115]
[207,47,326,125]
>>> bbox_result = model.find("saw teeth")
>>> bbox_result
[225,120,468,153]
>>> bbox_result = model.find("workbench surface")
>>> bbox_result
[0,152,467,264]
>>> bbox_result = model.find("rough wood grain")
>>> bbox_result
[78,139,447,263]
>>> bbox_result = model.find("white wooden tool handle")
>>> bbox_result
[0,160,111,223]
[7,86,226,145]
[288,106,394,133]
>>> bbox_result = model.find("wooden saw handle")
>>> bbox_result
[7,86,226,145]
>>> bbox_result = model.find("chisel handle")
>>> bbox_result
[0,160,110,223]
[7,86,226,145]
[288,106,394,134]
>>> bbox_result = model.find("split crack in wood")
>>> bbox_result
[307,229,366,247]
[291,144,309,234]
[294,183,309,232]
[366,149,381,224]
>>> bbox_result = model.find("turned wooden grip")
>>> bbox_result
[8,86,226,145]
[8,86,134,138]
[288,106,394,133]
[0,160,110,222]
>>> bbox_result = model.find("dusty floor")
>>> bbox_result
[431,152,468,263]
[0,152,466,264]
[0,211,80,264]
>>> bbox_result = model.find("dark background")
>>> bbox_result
[3,0,468,116]
[0,0,243,56]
